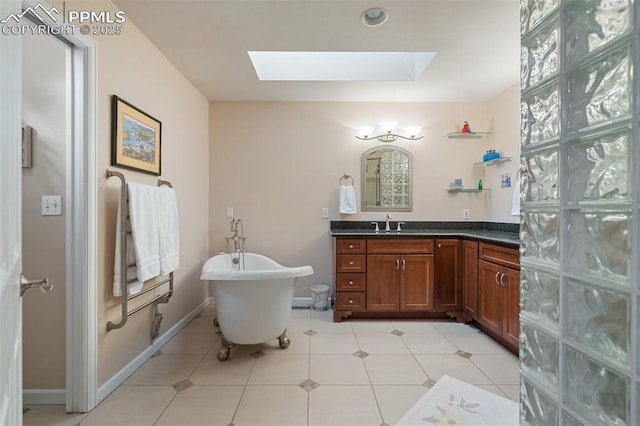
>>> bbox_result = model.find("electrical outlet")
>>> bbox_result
[321,207,329,219]
[226,207,234,218]
[462,208,470,220]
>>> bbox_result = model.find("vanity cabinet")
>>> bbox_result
[334,237,434,321]
[434,239,462,313]
[462,240,479,320]
[334,238,367,312]
[477,242,520,349]
[367,239,435,312]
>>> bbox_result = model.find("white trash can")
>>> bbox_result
[310,284,330,311]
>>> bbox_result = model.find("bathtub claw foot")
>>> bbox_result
[217,336,234,361]
[217,346,230,361]
[278,332,291,349]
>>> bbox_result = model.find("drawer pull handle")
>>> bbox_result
[499,273,506,287]
[348,281,354,285]
[402,259,406,270]
[348,244,354,249]
[349,261,354,265]
[396,259,400,270]
[348,299,354,304]
[495,271,501,285]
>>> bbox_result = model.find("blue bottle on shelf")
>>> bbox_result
[483,149,500,162]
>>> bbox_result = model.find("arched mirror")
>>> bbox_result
[361,145,412,211]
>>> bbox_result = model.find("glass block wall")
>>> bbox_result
[520,0,638,424]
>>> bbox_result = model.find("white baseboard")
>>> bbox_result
[96,297,214,404]
[23,389,66,405]
[292,296,333,308]
[292,297,313,308]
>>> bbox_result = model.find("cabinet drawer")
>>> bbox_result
[335,292,366,311]
[368,239,434,254]
[336,255,366,273]
[479,243,519,270]
[336,273,366,292]
[336,239,366,254]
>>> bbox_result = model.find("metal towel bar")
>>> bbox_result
[106,169,175,339]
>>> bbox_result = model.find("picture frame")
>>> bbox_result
[111,95,161,175]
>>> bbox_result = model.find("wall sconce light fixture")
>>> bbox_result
[355,123,423,142]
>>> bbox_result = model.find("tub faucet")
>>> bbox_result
[225,218,247,270]
[385,213,392,232]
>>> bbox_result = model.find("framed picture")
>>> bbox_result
[111,95,161,175]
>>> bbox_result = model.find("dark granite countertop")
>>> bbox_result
[330,221,520,247]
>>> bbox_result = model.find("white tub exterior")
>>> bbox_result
[201,253,313,345]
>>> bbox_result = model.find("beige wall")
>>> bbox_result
[48,1,212,387]
[22,31,68,389]
[209,101,518,297]
[485,83,521,224]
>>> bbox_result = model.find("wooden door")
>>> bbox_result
[478,260,503,337]
[366,255,399,311]
[400,254,434,311]
[502,267,520,347]
[435,239,461,311]
[462,240,479,319]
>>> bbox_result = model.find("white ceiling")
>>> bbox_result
[113,0,520,102]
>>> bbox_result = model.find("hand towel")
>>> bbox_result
[511,180,521,216]
[127,182,161,283]
[113,196,143,297]
[339,185,357,214]
[157,186,180,275]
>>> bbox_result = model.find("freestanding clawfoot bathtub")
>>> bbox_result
[200,252,313,361]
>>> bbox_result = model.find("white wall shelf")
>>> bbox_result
[473,156,513,166]
[445,188,490,193]
[445,131,491,139]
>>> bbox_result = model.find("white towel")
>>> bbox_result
[339,185,357,214]
[157,186,180,275]
[511,180,521,216]
[127,182,161,283]
[113,196,143,297]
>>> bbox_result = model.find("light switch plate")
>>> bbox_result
[321,208,329,219]
[226,207,234,218]
[42,195,62,216]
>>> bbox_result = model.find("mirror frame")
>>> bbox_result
[361,145,413,212]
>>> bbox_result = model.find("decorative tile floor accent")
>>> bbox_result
[173,379,194,392]
[424,378,438,388]
[353,350,370,359]
[299,379,320,392]
[304,330,317,336]
[391,329,405,336]
[251,350,265,359]
[455,349,472,359]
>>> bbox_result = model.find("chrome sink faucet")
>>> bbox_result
[385,213,392,232]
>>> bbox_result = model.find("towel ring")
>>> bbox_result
[339,173,354,186]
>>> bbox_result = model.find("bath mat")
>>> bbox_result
[395,375,519,425]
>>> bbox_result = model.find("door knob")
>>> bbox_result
[20,274,53,297]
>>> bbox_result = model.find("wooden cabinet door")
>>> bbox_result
[462,240,479,319]
[366,255,400,311]
[400,254,435,311]
[478,260,503,337]
[502,267,520,347]
[435,239,461,312]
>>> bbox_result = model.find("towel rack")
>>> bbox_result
[339,173,354,186]
[106,169,174,339]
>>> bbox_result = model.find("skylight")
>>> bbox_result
[247,51,436,82]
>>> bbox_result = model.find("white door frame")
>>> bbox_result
[20,0,98,413]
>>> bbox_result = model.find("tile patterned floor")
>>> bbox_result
[24,305,520,425]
